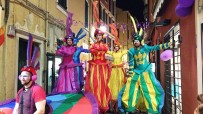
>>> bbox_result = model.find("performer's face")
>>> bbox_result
[133,40,141,47]
[19,71,32,86]
[114,45,120,52]
[96,34,103,42]
[66,38,73,46]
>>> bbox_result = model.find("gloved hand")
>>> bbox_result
[126,70,134,77]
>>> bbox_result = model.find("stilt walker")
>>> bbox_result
[52,12,86,93]
[85,29,111,113]
[118,16,171,114]
[107,23,128,113]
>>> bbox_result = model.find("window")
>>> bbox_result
[164,24,182,114]
[85,0,89,28]
[103,9,106,23]
[201,23,203,90]
[109,0,113,13]
[109,17,112,33]
[112,1,115,15]
[58,0,67,10]
[99,5,102,20]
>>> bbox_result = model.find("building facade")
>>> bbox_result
[0,0,89,101]
[0,0,120,101]
[148,0,199,113]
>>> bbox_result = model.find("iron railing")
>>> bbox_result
[164,23,182,114]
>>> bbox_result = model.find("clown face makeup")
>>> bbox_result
[19,71,32,86]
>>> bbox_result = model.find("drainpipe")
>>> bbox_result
[43,0,49,89]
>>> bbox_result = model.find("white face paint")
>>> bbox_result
[19,71,32,86]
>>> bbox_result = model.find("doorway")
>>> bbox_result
[17,38,39,91]
[46,53,61,94]
[201,23,203,91]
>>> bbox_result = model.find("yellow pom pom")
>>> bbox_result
[103,34,107,38]
[141,40,144,45]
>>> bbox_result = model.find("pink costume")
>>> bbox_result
[52,45,82,93]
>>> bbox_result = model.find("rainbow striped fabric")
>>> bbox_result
[0,92,98,114]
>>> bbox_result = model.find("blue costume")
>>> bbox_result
[73,46,89,89]
[73,28,89,90]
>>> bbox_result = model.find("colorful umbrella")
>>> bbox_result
[0,92,98,114]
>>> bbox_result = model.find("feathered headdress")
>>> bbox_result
[130,16,144,45]
[64,12,74,42]
[20,33,40,81]
[94,28,104,37]
[74,28,86,45]
[63,12,86,45]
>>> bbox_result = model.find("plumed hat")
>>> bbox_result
[64,32,75,42]
[94,28,104,37]
[21,33,40,81]
[130,16,144,44]
[63,12,86,44]
[21,66,37,75]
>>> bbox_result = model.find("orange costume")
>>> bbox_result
[85,29,111,113]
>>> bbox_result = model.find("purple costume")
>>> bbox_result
[52,12,88,93]
[52,45,83,93]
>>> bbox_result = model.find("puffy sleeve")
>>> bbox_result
[106,51,113,56]
[90,44,98,54]
[145,42,171,52]
[102,44,109,52]
[128,49,135,76]
[121,50,128,56]
[56,46,65,56]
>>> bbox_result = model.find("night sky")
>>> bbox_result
[116,0,145,22]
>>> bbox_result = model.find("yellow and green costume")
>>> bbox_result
[118,42,170,114]
[107,50,128,100]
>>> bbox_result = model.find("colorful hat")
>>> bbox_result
[94,29,104,37]
[73,28,86,45]
[63,12,74,42]
[20,66,37,81]
[130,16,144,45]
[63,12,86,44]
[20,33,40,81]
[63,32,75,42]
[133,28,143,42]
[21,66,37,75]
